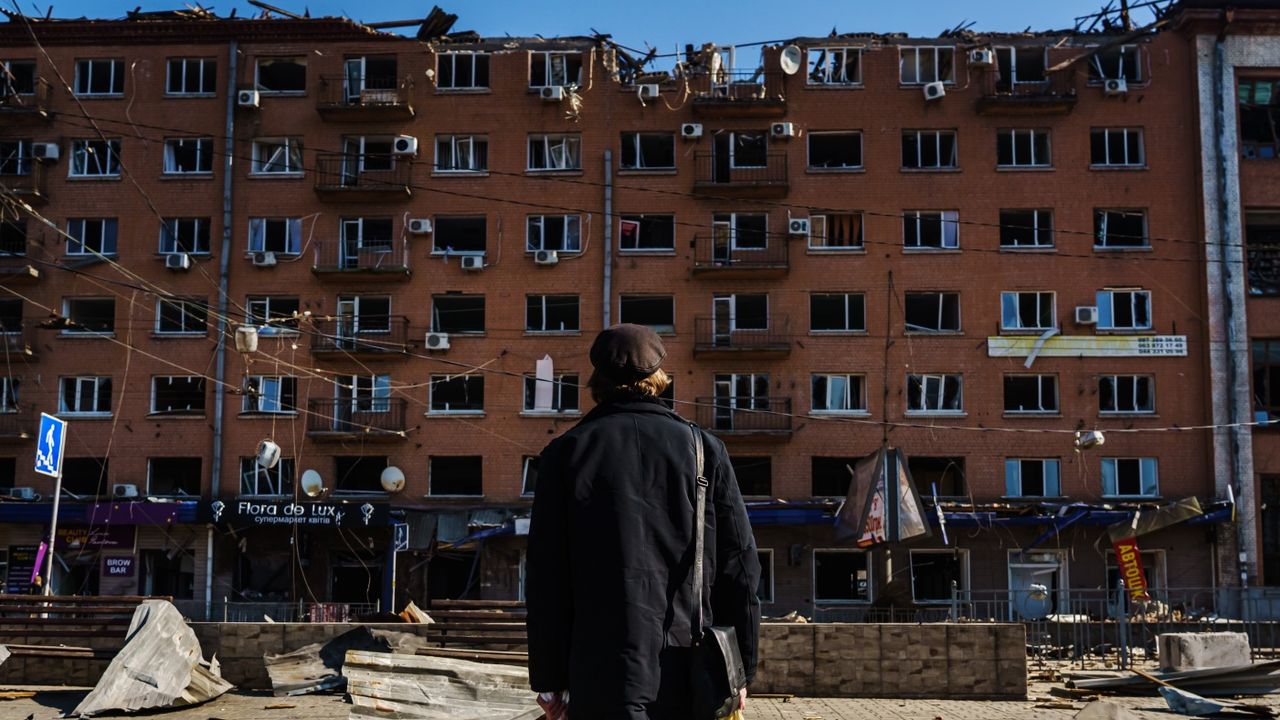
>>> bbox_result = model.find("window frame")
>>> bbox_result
[1004,458,1062,498]
[810,373,867,415]
[903,291,961,333]
[254,56,307,95]
[165,57,216,96]
[1099,374,1155,415]
[59,375,112,416]
[434,134,489,173]
[247,217,303,255]
[807,131,864,171]
[528,51,582,88]
[436,52,491,90]
[1003,374,1060,415]
[431,294,485,335]
[999,209,1055,250]
[66,218,118,257]
[909,549,970,604]
[618,294,675,333]
[155,298,209,336]
[618,214,676,253]
[906,373,964,415]
[150,375,206,415]
[428,374,485,414]
[69,139,121,178]
[807,213,865,251]
[527,134,582,171]
[239,456,296,497]
[0,60,36,96]
[1101,457,1160,498]
[162,137,214,175]
[996,128,1052,168]
[1096,289,1153,331]
[246,296,300,335]
[1090,128,1145,167]
[756,548,775,604]
[620,132,676,171]
[250,138,304,175]
[813,548,872,605]
[1087,44,1143,84]
[901,129,958,170]
[242,375,297,415]
[809,292,866,333]
[522,373,580,415]
[159,218,211,255]
[806,47,863,86]
[73,58,124,96]
[61,297,115,335]
[525,294,580,333]
[526,215,582,253]
[903,210,959,250]
[1000,291,1056,332]
[146,456,203,497]
[899,46,955,85]
[1094,209,1150,250]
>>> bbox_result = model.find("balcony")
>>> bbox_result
[0,406,33,441]
[693,316,791,357]
[976,71,1077,116]
[689,70,786,118]
[695,397,792,438]
[306,398,407,441]
[313,154,413,202]
[310,316,410,358]
[316,75,414,122]
[0,163,48,206]
[0,327,38,359]
[312,237,410,281]
[0,79,52,124]
[691,235,789,277]
[692,152,788,198]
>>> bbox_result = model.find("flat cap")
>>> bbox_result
[589,324,667,383]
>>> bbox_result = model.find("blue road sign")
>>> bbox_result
[393,522,409,552]
[34,413,67,478]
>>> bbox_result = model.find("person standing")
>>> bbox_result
[527,324,761,719]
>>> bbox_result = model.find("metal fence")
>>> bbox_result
[173,598,381,623]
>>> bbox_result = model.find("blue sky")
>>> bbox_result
[28,0,1157,59]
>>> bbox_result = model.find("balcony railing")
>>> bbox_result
[310,316,410,356]
[691,234,789,273]
[688,69,787,117]
[313,154,413,200]
[692,151,788,196]
[695,396,792,436]
[0,163,48,203]
[316,75,414,121]
[306,397,407,438]
[312,236,410,279]
[976,71,1077,115]
[0,406,33,440]
[0,78,52,122]
[693,316,791,355]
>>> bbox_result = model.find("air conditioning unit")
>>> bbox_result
[237,89,260,108]
[1075,306,1099,325]
[165,253,192,271]
[788,218,810,235]
[31,142,59,161]
[5,487,36,500]
[1104,78,1128,96]
[771,122,797,139]
[541,85,566,101]
[252,251,277,267]
[424,332,450,351]
[637,84,660,99]
[680,122,703,139]
[407,218,433,235]
[112,483,140,499]
[392,135,418,155]
[534,249,559,265]
[923,81,947,101]
[460,255,484,271]
[969,48,996,66]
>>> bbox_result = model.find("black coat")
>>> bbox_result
[526,396,761,719]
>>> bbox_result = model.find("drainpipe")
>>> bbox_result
[603,150,613,327]
[207,39,238,620]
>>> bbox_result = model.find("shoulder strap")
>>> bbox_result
[689,422,707,645]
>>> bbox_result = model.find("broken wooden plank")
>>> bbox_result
[264,626,430,697]
[345,649,541,719]
[415,647,528,666]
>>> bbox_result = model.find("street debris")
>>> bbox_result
[1072,701,1140,720]
[1069,660,1280,697]
[344,649,542,719]
[264,626,430,696]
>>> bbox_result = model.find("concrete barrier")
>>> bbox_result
[1158,632,1252,671]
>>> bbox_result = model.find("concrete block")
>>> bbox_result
[1158,632,1251,670]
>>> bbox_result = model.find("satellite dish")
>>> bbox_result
[380,466,406,493]
[300,470,324,498]
[779,45,803,76]
[255,439,280,469]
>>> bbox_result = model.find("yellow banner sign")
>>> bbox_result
[988,335,1187,358]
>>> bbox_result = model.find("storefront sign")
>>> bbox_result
[1112,537,1150,603]
[209,499,390,528]
[5,545,39,594]
[102,555,135,578]
[988,335,1188,358]
[55,524,136,551]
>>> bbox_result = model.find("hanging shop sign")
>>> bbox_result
[1112,537,1150,603]
[988,335,1187,358]
[207,499,390,528]
[55,524,137,551]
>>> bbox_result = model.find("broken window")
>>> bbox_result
[435,135,488,172]
[334,456,388,494]
[240,456,294,496]
[70,139,121,177]
[907,456,966,497]
[730,456,772,496]
[1,60,36,96]
[902,130,957,169]
[911,550,968,603]
[903,210,958,249]
[807,47,861,85]
[1100,375,1154,414]
[62,297,115,334]
[430,375,484,413]
[529,51,583,87]
[619,295,674,332]
[242,375,297,414]
[1240,79,1280,159]
[344,55,397,95]
[0,141,30,176]
[0,457,14,489]
[429,455,483,496]
[811,456,858,497]
[160,218,210,255]
[527,215,581,252]
[248,217,302,254]
[1254,340,1280,423]
[618,214,675,252]
[434,216,487,254]
[1090,128,1144,166]
[1088,45,1142,82]
[163,138,213,174]
[166,58,215,95]
[523,374,579,413]
[66,218,118,256]
[1000,291,1055,331]
[437,52,489,90]
[528,134,581,170]
[156,298,208,335]
[59,376,111,415]
[729,132,768,168]
[0,220,25,255]
[1005,458,1060,497]
[341,136,394,172]
[526,295,579,333]
[899,46,954,85]
[340,217,394,263]
[432,294,485,334]
[999,209,1053,248]
[811,374,865,413]
[147,457,201,496]
[1094,209,1148,248]
[62,457,109,497]
[255,57,306,93]
[808,132,863,169]
[246,296,299,335]
[994,47,1046,91]
[757,549,774,603]
[1096,289,1152,330]
[521,456,539,496]
[712,213,768,249]
[1101,457,1159,497]
[1247,212,1280,295]
[903,292,960,332]
[1004,375,1058,414]
[810,293,865,332]
[813,549,870,603]
[0,299,21,334]
[620,133,675,169]
[714,294,768,331]
[997,129,1050,167]
[808,213,863,250]
[74,58,123,95]
[906,374,963,413]
[151,376,205,415]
